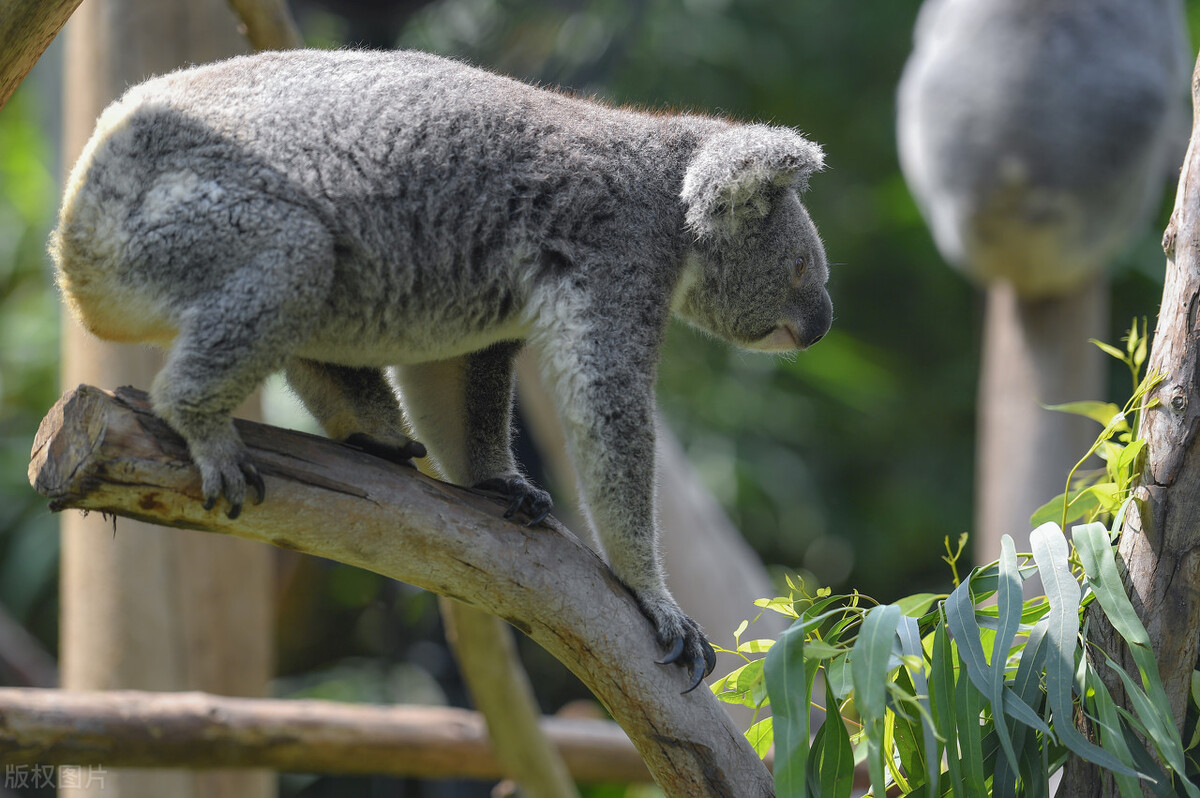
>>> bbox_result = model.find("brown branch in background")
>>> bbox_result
[225,0,304,50]
[0,687,647,783]
[27,385,773,796]
[0,0,84,112]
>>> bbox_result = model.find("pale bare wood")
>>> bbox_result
[59,4,271,797]
[28,385,774,797]
[225,0,303,51]
[0,0,83,112]
[441,599,581,798]
[975,280,1108,575]
[0,687,648,783]
[1061,49,1200,798]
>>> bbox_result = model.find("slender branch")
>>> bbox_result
[224,0,303,51]
[0,687,646,783]
[26,385,773,797]
[0,0,84,112]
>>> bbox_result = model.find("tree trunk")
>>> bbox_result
[1061,50,1200,798]
[0,0,84,112]
[58,4,272,797]
[975,279,1108,578]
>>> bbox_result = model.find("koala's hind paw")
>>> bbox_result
[197,448,264,520]
[344,432,427,464]
[473,476,553,526]
[634,591,717,694]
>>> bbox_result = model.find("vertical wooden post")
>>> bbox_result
[58,3,273,797]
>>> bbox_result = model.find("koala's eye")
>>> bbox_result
[792,256,807,280]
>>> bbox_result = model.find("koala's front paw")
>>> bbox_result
[344,432,427,465]
[473,476,553,526]
[633,590,717,694]
[194,442,265,520]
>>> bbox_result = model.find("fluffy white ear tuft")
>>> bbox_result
[682,124,824,238]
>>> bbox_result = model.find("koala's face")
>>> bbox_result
[676,189,832,352]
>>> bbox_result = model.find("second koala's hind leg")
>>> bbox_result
[283,359,425,464]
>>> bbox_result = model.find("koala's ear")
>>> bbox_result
[682,124,825,238]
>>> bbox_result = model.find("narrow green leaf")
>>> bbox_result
[853,604,902,798]
[898,615,940,791]
[764,623,810,796]
[1030,488,1100,528]
[1085,658,1145,798]
[745,716,774,758]
[929,613,964,798]
[1030,522,1142,778]
[896,592,942,618]
[955,666,988,796]
[1043,399,1123,428]
[1010,621,1050,798]
[1091,338,1127,361]
[807,678,854,798]
[989,536,1023,777]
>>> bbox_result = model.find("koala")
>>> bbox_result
[51,49,832,690]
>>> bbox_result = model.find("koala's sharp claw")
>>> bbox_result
[656,636,686,666]
[227,501,243,520]
[703,639,717,676]
[683,659,707,694]
[244,464,266,505]
[525,506,552,527]
[474,476,553,526]
[203,496,217,511]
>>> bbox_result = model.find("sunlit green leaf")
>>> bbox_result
[1043,399,1123,428]
[764,623,811,796]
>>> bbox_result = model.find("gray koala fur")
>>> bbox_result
[897,0,1189,297]
[51,48,832,686]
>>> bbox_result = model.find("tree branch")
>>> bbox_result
[27,385,773,797]
[224,0,303,51]
[0,0,83,112]
[0,687,646,783]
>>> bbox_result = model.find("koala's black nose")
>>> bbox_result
[801,292,833,348]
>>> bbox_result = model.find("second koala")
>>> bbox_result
[52,49,832,688]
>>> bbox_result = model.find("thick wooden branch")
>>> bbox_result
[27,385,772,797]
[0,0,84,112]
[0,687,645,783]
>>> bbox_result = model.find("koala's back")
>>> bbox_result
[53,50,718,360]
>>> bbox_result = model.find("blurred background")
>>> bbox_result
[2,1,1199,795]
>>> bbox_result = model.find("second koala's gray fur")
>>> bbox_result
[52,49,832,687]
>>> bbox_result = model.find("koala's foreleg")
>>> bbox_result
[394,342,551,523]
[284,359,425,463]
[534,330,716,690]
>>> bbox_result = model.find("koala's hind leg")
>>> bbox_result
[151,237,332,518]
[283,359,426,463]
[394,343,551,524]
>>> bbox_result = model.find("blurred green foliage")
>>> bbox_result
[2,1,1200,794]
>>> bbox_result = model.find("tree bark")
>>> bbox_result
[28,385,774,798]
[58,5,271,797]
[0,0,83,112]
[1061,50,1200,798]
[0,687,647,784]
